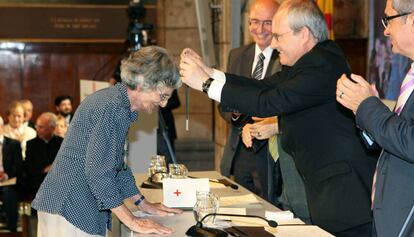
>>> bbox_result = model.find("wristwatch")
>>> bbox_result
[202,78,214,94]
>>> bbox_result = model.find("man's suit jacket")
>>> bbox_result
[356,94,414,237]
[220,43,281,176]
[2,137,23,182]
[25,135,63,197]
[220,40,377,234]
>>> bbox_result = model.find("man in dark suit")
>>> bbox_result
[337,1,414,236]
[25,112,63,199]
[55,95,74,123]
[180,0,377,236]
[0,116,23,232]
[220,0,282,203]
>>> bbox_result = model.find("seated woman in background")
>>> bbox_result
[54,115,68,138]
[3,101,36,158]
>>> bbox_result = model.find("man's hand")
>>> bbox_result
[181,48,213,76]
[0,172,7,182]
[249,117,278,140]
[139,199,183,216]
[180,48,212,91]
[242,123,253,147]
[43,164,52,173]
[336,74,379,113]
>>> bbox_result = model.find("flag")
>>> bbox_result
[316,0,334,39]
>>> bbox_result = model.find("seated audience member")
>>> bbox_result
[3,101,36,158]
[54,115,68,138]
[20,99,35,129]
[54,95,74,123]
[0,116,23,232]
[25,112,63,199]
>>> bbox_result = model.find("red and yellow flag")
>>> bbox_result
[316,0,334,39]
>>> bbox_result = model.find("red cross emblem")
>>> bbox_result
[173,189,182,197]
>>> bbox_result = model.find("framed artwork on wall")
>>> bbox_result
[367,0,412,100]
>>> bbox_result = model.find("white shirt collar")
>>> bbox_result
[254,44,273,61]
[252,44,274,79]
[0,135,3,145]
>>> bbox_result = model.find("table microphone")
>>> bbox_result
[186,212,278,237]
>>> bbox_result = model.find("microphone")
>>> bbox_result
[186,212,278,237]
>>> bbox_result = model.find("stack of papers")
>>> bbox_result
[265,210,294,222]
[219,194,261,207]
[265,225,335,237]
[0,177,16,187]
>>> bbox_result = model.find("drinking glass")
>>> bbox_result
[168,163,188,178]
[148,155,168,183]
[193,191,219,225]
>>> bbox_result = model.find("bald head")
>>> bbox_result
[248,0,280,50]
[36,112,57,141]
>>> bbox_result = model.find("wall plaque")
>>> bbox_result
[0,4,129,42]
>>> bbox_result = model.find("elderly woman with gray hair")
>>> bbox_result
[32,46,182,237]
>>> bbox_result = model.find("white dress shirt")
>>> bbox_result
[208,45,274,102]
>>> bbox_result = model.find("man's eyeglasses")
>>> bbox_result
[249,19,272,29]
[272,30,292,42]
[157,88,172,103]
[381,12,411,28]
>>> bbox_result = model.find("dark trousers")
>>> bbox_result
[372,218,377,237]
[2,186,18,231]
[232,142,269,200]
[333,222,373,237]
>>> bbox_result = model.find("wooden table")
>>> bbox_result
[115,171,333,237]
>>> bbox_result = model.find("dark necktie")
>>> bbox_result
[252,53,265,80]
[253,53,279,161]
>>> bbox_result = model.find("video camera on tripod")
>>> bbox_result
[127,0,153,51]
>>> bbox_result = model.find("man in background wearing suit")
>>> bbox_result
[55,95,74,123]
[337,1,414,236]
[0,116,23,232]
[181,0,377,236]
[220,0,282,204]
[25,112,63,200]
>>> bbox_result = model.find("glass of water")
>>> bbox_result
[193,191,219,225]
[148,155,168,183]
[168,163,188,178]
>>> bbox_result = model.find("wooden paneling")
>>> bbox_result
[336,38,368,77]
[0,43,126,122]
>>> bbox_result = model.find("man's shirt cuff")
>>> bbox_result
[208,69,226,102]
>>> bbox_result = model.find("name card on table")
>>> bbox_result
[163,178,209,208]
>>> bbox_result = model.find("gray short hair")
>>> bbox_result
[280,0,328,42]
[393,0,414,15]
[120,46,181,91]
